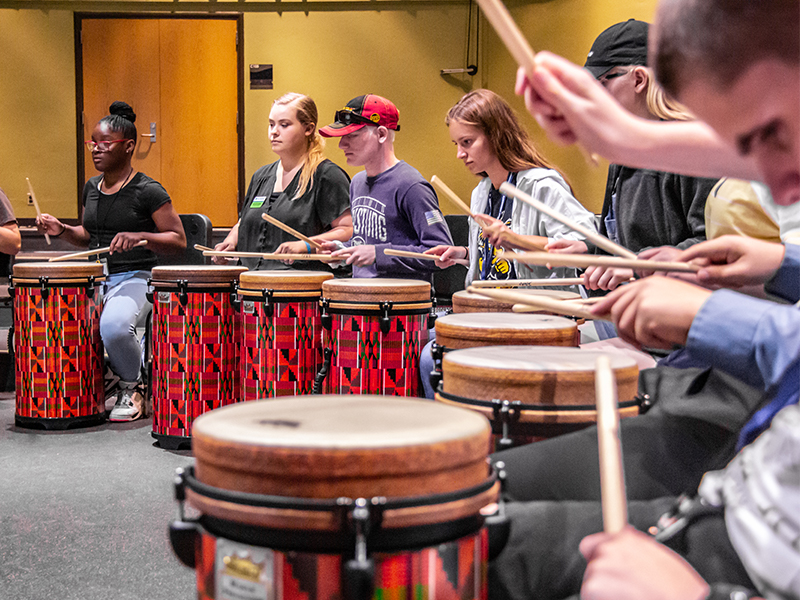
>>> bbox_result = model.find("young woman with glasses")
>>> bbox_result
[36,101,186,422]
[213,92,352,271]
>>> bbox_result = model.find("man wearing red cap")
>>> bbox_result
[319,94,453,280]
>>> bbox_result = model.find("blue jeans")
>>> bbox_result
[102,271,152,382]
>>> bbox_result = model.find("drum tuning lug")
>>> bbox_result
[169,519,200,568]
[379,302,392,335]
[178,280,189,307]
[342,499,376,600]
[313,348,333,394]
[320,298,331,331]
[87,276,96,298]
[261,289,274,317]
[38,276,50,300]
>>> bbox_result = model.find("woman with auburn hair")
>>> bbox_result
[426,88,595,284]
[215,92,352,270]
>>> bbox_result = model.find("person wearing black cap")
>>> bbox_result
[318,94,453,280]
[548,20,716,295]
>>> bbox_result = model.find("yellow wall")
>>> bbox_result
[0,0,658,223]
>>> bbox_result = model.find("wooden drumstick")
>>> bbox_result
[595,355,628,533]
[466,285,605,321]
[499,183,637,259]
[502,250,700,273]
[470,277,584,288]
[200,249,338,262]
[26,178,50,246]
[194,244,213,252]
[49,239,147,262]
[473,0,599,167]
[261,213,323,251]
[384,248,469,266]
[431,175,546,252]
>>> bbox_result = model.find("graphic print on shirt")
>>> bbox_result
[352,195,387,245]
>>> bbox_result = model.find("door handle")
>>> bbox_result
[141,122,157,143]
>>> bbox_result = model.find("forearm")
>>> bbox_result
[311,225,352,245]
[138,231,186,255]
[60,224,91,247]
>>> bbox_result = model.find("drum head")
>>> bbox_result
[192,395,490,499]
[239,270,333,292]
[452,289,579,313]
[322,278,431,303]
[435,312,578,348]
[150,265,247,284]
[441,346,639,412]
[12,261,105,279]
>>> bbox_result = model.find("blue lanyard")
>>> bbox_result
[481,172,515,280]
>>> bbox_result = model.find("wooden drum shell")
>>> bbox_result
[452,288,580,314]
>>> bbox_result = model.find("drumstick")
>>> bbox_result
[194,244,213,252]
[49,240,147,262]
[26,178,50,246]
[473,0,599,167]
[466,285,605,321]
[502,251,700,273]
[200,249,339,262]
[430,175,547,252]
[595,355,628,533]
[261,213,323,251]
[499,183,637,259]
[470,277,584,288]
[384,248,469,267]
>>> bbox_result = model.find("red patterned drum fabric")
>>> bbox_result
[12,262,105,424]
[150,266,247,441]
[320,279,432,396]
[239,271,332,401]
[193,529,488,600]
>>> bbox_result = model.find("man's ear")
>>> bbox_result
[376,126,389,143]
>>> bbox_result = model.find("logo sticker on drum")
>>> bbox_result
[243,301,255,315]
[216,539,273,600]
[158,291,171,304]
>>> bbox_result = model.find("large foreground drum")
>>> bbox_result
[238,270,333,401]
[11,262,105,429]
[318,279,434,396]
[452,288,580,314]
[149,265,247,449]
[169,396,499,600]
[436,346,640,448]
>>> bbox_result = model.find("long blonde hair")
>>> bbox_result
[642,68,694,121]
[273,92,326,199]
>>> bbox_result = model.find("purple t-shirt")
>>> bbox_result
[349,161,452,279]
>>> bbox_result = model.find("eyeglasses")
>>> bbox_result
[597,69,630,85]
[84,139,130,152]
[334,109,379,127]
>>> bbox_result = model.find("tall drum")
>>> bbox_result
[238,270,333,401]
[148,265,247,449]
[169,395,499,600]
[318,279,434,396]
[436,346,640,449]
[452,288,580,314]
[11,262,106,428]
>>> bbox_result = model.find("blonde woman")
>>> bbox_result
[215,93,352,270]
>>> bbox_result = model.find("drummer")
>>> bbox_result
[318,94,454,280]
[213,92,353,271]
[37,101,186,422]
[424,89,595,284]
[0,186,21,276]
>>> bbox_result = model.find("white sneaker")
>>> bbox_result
[109,381,147,422]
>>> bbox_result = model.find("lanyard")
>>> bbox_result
[481,172,515,280]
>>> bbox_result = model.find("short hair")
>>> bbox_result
[653,0,800,98]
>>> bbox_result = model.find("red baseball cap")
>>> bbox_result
[319,94,400,137]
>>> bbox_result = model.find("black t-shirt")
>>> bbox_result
[238,159,351,271]
[82,172,171,274]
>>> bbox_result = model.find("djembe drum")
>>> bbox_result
[11,262,105,429]
[436,346,640,449]
[148,265,247,449]
[317,279,435,396]
[452,288,580,314]
[168,395,499,600]
[238,270,333,401]
[430,312,579,391]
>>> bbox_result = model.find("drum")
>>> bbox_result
[168,395,499,600]
[11,262,106,429]
[452,288,580,314]
[149,265,247,449]
[238,270,333,401]
[430,312,579,392]
[436,346,640,449]
[318,279,434,396]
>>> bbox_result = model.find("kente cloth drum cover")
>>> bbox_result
[149,265,247,446]
[11,262,106,428]
[435,312,579,350]
[318,279,433,396]
[238,270,332,401]
[169,395,498,600]
[436,346,640,447]
[452,288,580,314]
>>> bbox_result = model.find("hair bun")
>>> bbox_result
[109,101,136,123]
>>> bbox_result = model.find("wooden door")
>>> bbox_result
[80,17,240,226]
